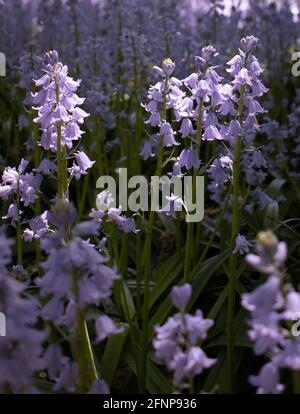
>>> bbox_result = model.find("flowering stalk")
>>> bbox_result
[140,118,164,392]
[0,233,45,393]
[54,69,68,200]
[32,51,98,391]
[33,121,42,268]
[38,200,122,393]
[131,36,143,177]
[136,216,142,323]
[227,85,245,392]
[33,51,91,200]
[72,270,98,391]
[16,181,23,265]
[153,284,216,392]
[140,59,172,392]
[184,97,203,283]
[181,46,222,283]
[241,231,300,394]
[68,191,96,390]
[226,36,267,392]
[194,95,205,261]
[0,159,42,264]
[33,123,41,204]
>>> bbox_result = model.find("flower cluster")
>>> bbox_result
[142,46,226,175]
[141,57,182,157]
[38,200,118,313]
[207,36,268,218]
[0,233,45,393]
[23,211,49,243]
[90,190,137,234]
[33,50,94,182]
[153,284,215,390]
[242,231,300,394]
[36,200,122,392]
[142,37,268,226]
[33,50,89,150]
[0,159,42,224]
[0,159,41,208]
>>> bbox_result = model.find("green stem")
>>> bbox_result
[77,173,89,222]
[33,121,42,269]
[33,122,41,173]
[293,370,300,394]
[132,41,142,176]
[227,85,245,393]
[194,220,203,261]
[184,221,194,283]
[16,182,23,265]
[120,234,128,276]
[188,374,194,394]
[73,271,98,392]
[192,186,232,276]
[95,119,105,177]
[54,70,68,200]
[195,98,204,156]
[56,124,65,199]
[112,227,120,269]
[140,137,164,393]
[140,76,168,393]
[175,213,181,254]
[111,224,123,315]
[54,68,97,390]
[136,219,142,323]
[183,98,203,283]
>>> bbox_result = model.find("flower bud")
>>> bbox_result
[171,283,192,311]
[162,58,175,76]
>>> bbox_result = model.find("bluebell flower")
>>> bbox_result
[32,51,90,201]
[53,361,78,393]
[171,284,192,311]
[233,234,253,255]
[242,232,300,393]
[95,315,123,342]
[0,232,45,393]
[0,159,42,207]
[89,380,110,395]
[249,363,284,394]
[23,211,49,242]
[140,140,155,160]
[179,118,195,138]
[178,148,201,170]
[153,283,215,390]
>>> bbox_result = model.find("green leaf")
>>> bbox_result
[149,251,230,330]
[150,251,184,309]
[120,280,136,323]
[268,217,300,241]
[100,327,129,386]
[203,348,245,393]
[208,285,228,321]
[124,349,173,393]
[207,336,252,348]
[188,250,230,310]
[153,249,184,283]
